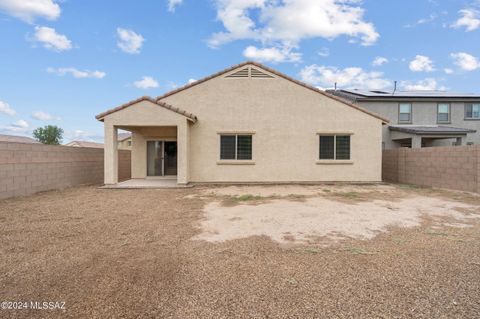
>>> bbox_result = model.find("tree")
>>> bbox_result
[33,125,64,145]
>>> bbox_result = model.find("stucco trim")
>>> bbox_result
[95,96,198,122]
[216,131,256,135]
[155,61,389,124]
[217,160,256,165]
[316,160,354,165]
[316,131,354,135]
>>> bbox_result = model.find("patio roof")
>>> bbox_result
[389,125,476,135]
[95,96,198,122]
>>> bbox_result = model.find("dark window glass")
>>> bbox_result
[220,135,236,160]
[319,136,335,159]
[336,136,350,160]
[237,135,252,160]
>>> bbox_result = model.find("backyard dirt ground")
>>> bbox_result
[1,183,480,318]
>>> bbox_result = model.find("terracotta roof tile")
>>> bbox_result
[95,96,198,122]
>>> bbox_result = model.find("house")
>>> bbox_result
[65,141,104,148]
[329,89,479,149]
[0,134,40,144]
[65,134,132,149]
[96,62,388,186]
[117,132,132,150]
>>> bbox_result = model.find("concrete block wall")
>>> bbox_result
[0,142,131,200]
[383,145,479,192]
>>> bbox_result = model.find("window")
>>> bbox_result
[319,135,351,160]
[220,135,252,160]
[127,141,132,146]
[399,103,412,123]
[465,103,480,119]
[437,103,450,123]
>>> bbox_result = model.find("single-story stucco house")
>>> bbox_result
[96,62,388,186]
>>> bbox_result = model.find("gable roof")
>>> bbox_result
[117,132,131,141]
[0,134,40,144]
[155,61,389,124]
[95,96,198,122]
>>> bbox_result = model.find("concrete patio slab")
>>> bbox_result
[100,178,192,189]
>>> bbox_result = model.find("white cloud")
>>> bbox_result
[33,26,72,51]
[133,76,159,89]
[451,9,480,31]
[451,52,480,71]
[0,0,60,23]
[167,0,183,12]
[372,56,388,66]
[299,64,391,90]
[401,78,446,91]
[318,47,330,57]
[209,0,379,49]
[12,119,29,128]
[32,111,60,121]
[243,45,301,63]
[0,100,16,116]
[444,68,454,74]
[47,67,106,79]
[188,78,197,84]
[116,28,144,54]
[0,119,30,134]
[409,55,435,72]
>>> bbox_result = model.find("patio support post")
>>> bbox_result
[177,121,189,185]
[104,122,118,184]
[456,137,465,146]
[411,136,422,148]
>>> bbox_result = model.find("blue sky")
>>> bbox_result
[0,0,479,142]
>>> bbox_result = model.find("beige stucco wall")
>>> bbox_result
[161,67,383,182]
[101,65,384,183]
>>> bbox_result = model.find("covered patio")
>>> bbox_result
[389,125,476,148]
[96,97,197,186]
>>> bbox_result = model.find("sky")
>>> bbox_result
[0,0,479,142]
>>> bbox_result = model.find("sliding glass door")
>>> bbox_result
[147,141,163,176]
[146,141,177,176]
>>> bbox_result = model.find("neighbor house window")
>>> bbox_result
[399,103,412,123]
[465,103,480,119]
[319,135,351,160]
[437,103,450,123]
[220,135,252,160]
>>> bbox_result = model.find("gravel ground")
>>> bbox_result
[1,184,480,318]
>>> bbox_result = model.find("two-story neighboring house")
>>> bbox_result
[329,89,479,149]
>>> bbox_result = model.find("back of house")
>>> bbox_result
[96,62,387,186]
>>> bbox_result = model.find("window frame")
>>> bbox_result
[437,103,451,124]
[465,103,480,120]
[219,133,253,161]
[398,102,413,124]
[317,133,352,162]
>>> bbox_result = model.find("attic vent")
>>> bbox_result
[250,67,274,78]
[226,67,249,78]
